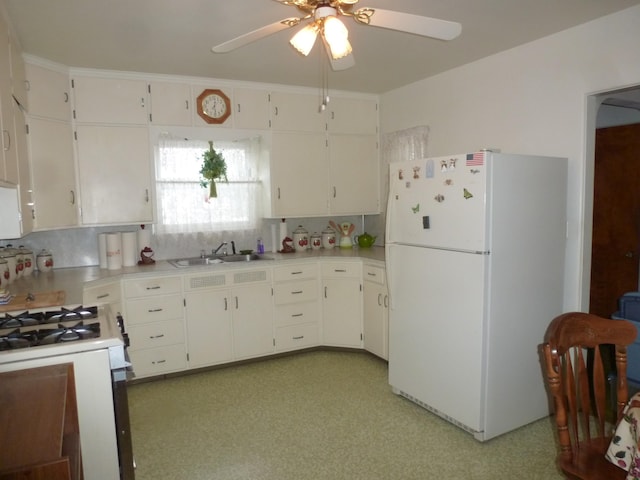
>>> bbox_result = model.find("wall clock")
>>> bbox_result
[196,89,231,124]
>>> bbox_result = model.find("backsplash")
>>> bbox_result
[4,215,383,269]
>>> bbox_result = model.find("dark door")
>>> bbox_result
[590,123,640,317]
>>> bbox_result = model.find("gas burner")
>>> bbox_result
[44,306,98,323]
[0,311,44,329]
[0,329,39,351]
[0,321,101,350]
[38,322,101,345]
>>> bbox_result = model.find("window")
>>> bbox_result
[154,134,262,234]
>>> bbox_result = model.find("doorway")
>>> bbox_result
[589,123,640,317]
[588,87,640,317]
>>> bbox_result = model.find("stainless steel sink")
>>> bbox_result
[168,253,267,267]
[168,256,224,268]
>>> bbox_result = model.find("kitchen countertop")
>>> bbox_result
[5,246,385,305]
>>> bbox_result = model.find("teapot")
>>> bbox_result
[355,232,377,248]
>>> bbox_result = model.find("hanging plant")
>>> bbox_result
[199,141,227,198]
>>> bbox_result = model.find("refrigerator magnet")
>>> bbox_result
[434,194,445,203]
[411,203,420,213]
[463,188,474,200]
[444,179,453,186]
[441,160,448,172]
[398,169,404,180]
[413,166,420,179]
[426,159,435,178]
[449,158,457,170]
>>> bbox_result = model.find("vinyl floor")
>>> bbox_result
[128,350,565,480]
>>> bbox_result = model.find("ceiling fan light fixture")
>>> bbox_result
[323,16,352,59]
[290,22,319,56]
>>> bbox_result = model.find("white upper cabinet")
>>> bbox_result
[327,97,377,134]
[329,134,379,215]
[148,81,191,126]
[72,76,148,124]
[75,124,152,225]
[233,88,270,130]
[25,63,71,121]
[27,117,78,229]
[270,92,326,132]
[8,32,28,111]
[267,131,328,217]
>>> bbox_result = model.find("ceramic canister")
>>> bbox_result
[19,246,34,276]
[322,227,336,249]
[36,249,54,273]
[292,225,309,252]
[310,233,322,250]
[0,258,8,287]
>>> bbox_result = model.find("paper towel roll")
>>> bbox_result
[137,228,151,253]
[279,220,287,251]
[121,231,137,267]
[98,233,108,269]
[106,232,122,270]
[271,224,277,253]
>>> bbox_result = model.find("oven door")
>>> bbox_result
[112,366,135,480]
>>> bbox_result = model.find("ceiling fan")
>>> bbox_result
[211,0,462,71]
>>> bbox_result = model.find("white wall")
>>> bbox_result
[379,5,640,312]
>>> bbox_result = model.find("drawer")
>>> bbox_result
[125,294,183,325]
[128,319,185,350]
[273,279,318,305]
[274,301,320,327]
[129,344,187,378]
[124,276,182,298]
[363,264,385,285]
[275,323,319,352]
[321,261,361,278]
[83,281,121,305]
[273,263,318,282]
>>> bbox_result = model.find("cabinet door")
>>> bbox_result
[25,63,71,121]
[363,281,388,360]
[329,134,379,215]
[327,97,377,134]
[149,81,191,126]
[75,124,152,225]
[270,92,326,132]
[0,18,13,182]
[322,277,362,347]
[13,104,33,234]
[269,131,328,217]
[72,76,148,124]
[27,117,78,229]
[185,289,233,367]
[233,88,270,129]
[8,33,28,111]
[232,283,274,359]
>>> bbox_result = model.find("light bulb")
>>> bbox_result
[323,16,352,60]
[290,23,319,56]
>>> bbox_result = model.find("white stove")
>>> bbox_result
[0,304,131,480]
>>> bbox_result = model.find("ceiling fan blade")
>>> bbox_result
[357,8,461,41]
[212,18,301,53]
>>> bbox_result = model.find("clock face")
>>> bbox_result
[203,94,227,118]
[196,89,231,124]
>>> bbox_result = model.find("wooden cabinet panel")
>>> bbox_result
[25,63,71,121]
[72,76,148,124]
[149,81,191,126]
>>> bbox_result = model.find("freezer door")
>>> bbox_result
[386,154,487,252]
[387,243,487,433]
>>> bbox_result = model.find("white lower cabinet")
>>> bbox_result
[123,276,187,378]
[273,263,320,352]
[184,268,274,367]
[363,263,388,360]
[321,261,363,348]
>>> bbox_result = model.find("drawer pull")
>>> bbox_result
[291,313,303,317]
[384,295,389,308]
[149,334,165,339]
[367,272,377,277]
[152,359,166,365]
[148,308,163,313]
[146,286,161,290]
[96,293,110,299]
[293,335,304,340]
[334,269,347,273]
[291,271,303,275]
[291,290,303,294]
[378,293,382,306]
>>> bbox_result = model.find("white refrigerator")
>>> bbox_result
[385,151,567,441]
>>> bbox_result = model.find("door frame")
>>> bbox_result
[581,84,640,311]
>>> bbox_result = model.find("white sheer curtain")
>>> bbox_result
[155,134,262,235]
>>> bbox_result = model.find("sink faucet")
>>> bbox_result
[213,241,227,255]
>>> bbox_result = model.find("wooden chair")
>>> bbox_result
[542,312,637,480]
